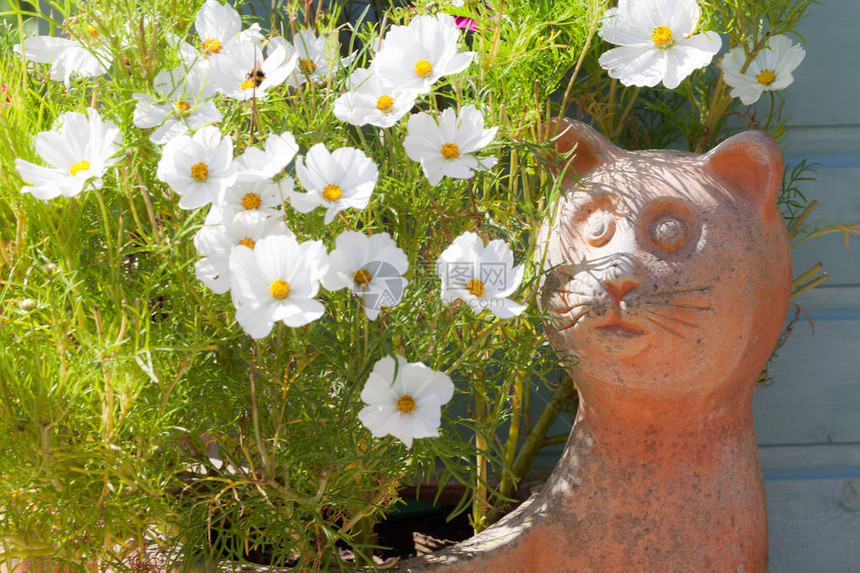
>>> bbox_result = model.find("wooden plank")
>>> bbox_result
[754,304,860,446]
[765,476,860,573]
[779,2,860,127]
[787,166,860,287]
[783,126,860,168]
[794,285,860,311]
[759,444,860,476]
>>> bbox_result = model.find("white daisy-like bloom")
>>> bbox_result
[333,67,419,128]
[207,179,289,224]
[403,105,498,187]
[597,0,722,89]
[358,355,455,449]
[155,125,237,210]
[165,31,212,75]
[14,36,109,87]
[209,41,297,101]
[290,144,379,225]
[269,30,345,87]
[322,231,409,320]
[234,131,299,182]
[15,109,122,200]
[372,13,475,94]
[133,66,222,145]
[229,234,329,338]
[193,0,263,59]
[435,231,526,319]
[721,34,806,105]
[194,213,292,294]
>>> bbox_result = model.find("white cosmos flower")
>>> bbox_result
[194,0,263,59]
[269,30,345,87]
[372,13,475,94]
[194,213,292,294]
[290,144,378,224]
[358,355,455,449]
[721,35,806,105]
[15,109,122,200]
[14,36,109,87]
[322,231,409,320]
[209,41,297,101]
[435,231,526,319]
[133,66,221,145]
[333,67,419,128]
[156,125,237,210]
[229,234,329,338]
[207,178,289,224]
[235,132,299,182]
[597,0,722,89]
[403,105,498,187]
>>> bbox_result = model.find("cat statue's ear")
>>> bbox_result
[702,131,784,221]
[547,118,621,182]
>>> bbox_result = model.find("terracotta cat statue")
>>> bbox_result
[390,119,791,572]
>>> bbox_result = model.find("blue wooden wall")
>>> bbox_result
[749,2,860,570]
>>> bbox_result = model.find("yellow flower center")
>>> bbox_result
[69,160,90,176]
[173,100,191,114]
[240,78,257,91]
[397,394,416,414]
[191,162,208,182]
[376,95,394,111]
[270,279,290,299]
[415,59,433,78]
[322,184,343,201]
[440,143,460,160]
[466,278,485,297]
[756,69,776,85]
[238,238,256,249]
[86,25,99,38]
[353,268,372,286]
[299,58,317,75]
[201,38,222,55]
[651,26,674,48]
[241,192,262,210]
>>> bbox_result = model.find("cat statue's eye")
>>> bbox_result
[585,210,615,247]
[651,216,686,252]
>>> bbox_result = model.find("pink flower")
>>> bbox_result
[454,15,478,32]
[1,84,9,104]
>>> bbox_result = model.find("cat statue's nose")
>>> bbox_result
[603,276,640,304]
[601,259,641,305]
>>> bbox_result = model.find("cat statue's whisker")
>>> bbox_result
[647,285,713,296]
[654,301,714,311]
[643,308,701,328]
[552,301,592,315]
[643,315,687,337]
[554,307,592,333]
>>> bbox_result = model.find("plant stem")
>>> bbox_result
[497,378,575,503]
[556,0,607,125]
